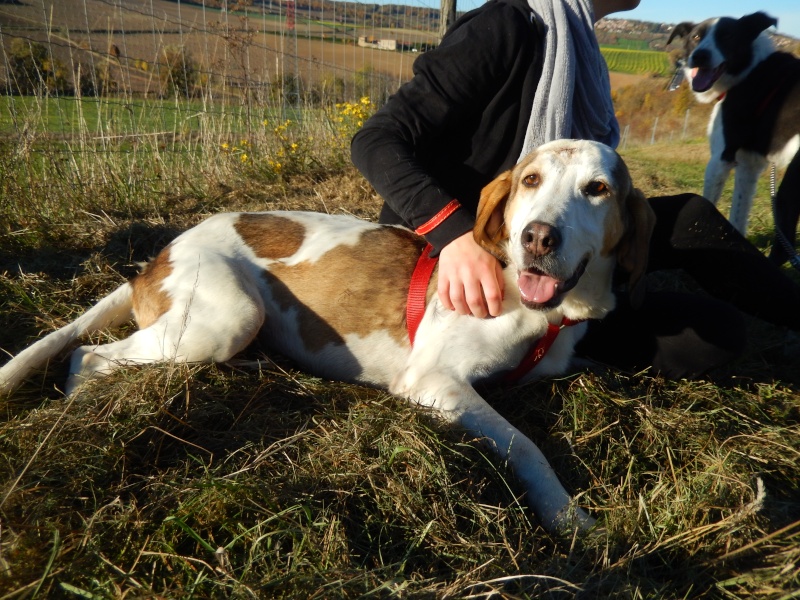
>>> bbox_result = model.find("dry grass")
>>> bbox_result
[1,137,799,598]
[0,22,798,590]
[1,3,797,597]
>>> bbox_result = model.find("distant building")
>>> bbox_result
[358,36,397,51]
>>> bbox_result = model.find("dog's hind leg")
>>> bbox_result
[769,151,800,265]
[0,284,135,394]
[66,264,267,395]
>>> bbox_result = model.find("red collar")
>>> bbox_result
[502,316,584,383]
[718,76,790,117]
[756,77,790,118]
[406,243,584,382]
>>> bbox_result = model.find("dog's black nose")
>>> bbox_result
[522,221,561,257]
[690,48,712,68]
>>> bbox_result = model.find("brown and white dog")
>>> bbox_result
[667,12,800,265]
[0,139,654,533]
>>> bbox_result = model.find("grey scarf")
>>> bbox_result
[520,0,619,159]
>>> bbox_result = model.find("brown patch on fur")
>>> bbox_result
[475,169,513,262]
[601,157,634,257]
[132,246,174,328]
[235,213,306,259]
[267,227,425,353]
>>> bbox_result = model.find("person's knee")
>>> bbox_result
[652,303,747,379]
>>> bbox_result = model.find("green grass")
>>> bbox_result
[604,38,652,51]
[0,96,312,138]
[1,111,799,597]
[601,47,672,76]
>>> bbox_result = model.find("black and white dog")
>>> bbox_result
[668,12,800,265]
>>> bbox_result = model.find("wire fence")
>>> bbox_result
[0,0,488,121]
[0,0,478,225]
[0,0,713,191]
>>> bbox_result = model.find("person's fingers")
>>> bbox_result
[483,264,505,317]
[437,277,455,312]
[464,277,489,318]
[436,231,505,317]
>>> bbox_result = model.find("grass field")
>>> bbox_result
[1,91,799,598]
[600,47,672,77]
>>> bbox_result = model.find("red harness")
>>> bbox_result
[406,244,584,383]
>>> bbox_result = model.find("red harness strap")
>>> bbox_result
[405,243,584,381]
[406,243,438,345]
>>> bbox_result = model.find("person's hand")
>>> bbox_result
[437,231,505,318]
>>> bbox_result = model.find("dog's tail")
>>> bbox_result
[0,283,134,394]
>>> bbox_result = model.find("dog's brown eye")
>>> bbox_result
[523,173,540,187]
[585,181,609,197]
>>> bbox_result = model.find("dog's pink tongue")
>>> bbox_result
[691,67,716,93]
[518,271,559,303]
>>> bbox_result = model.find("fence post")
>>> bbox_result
[682,109,690,140]
[650,117,658,145]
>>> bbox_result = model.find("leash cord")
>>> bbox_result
[770,163,800,272]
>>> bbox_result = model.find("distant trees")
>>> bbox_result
[159,46,199,98]
[4,37,203,99]
[7,38,69,95]
[5,38,122,97]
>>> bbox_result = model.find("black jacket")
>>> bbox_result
[350,0,545,252]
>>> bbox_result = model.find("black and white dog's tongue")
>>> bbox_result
[691,65,725,93]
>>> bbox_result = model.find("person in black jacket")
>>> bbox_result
[351,0,800,378]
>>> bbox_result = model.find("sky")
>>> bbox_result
[622,0,800,39]
[450,0,800,39]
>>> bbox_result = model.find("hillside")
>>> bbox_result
[597,16,800,64]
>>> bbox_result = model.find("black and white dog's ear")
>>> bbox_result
[739,12,778,40]
[667,22,695,45]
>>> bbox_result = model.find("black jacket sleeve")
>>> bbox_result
[351,0,542,253]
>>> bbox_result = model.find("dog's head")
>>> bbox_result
[474,139,655,319]
[667,12,777,103]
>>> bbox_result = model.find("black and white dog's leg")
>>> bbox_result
[703,156,734,207]
[703,105,733,206]
[729,150,768,234]
[769,151,800,265]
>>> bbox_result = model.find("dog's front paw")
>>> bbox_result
[552,504,597,534]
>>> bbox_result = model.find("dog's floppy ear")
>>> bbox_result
[617,188,656,308]
[474,169,512,263]
[739,11,778,40]
[667,22,694,45]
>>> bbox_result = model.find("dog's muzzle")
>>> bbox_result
[517,221,589,309]
[517,257,588,310]
[689,50,726,92]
